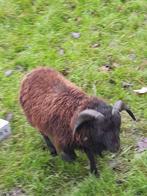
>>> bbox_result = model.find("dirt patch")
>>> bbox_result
[1,187,26,196]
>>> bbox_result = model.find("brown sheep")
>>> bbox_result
[19,67,136,176]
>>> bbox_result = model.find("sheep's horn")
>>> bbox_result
[112,100,136,121]
[73,109,104,135]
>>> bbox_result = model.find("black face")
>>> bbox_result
[92,108,121,153]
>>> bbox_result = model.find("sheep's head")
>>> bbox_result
[72,100,136,153]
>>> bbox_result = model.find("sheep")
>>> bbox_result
[19,67,136,176]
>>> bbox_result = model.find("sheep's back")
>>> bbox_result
[19,68,87,140]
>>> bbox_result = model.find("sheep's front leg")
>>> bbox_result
[97,150,103,158]
[61,148,77,163]
[84,149,99,176]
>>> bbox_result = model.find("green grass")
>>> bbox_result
[0,0,147,195]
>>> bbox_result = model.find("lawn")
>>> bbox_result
[0,0,147,195]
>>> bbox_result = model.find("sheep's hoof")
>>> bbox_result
[99,153,103,158]
[61,152,75,163]
[70,151,77,160]
[91,169,100,177]
[95,171,100,178]
[50,150,57,157]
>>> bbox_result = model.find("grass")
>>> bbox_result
[0,0,147,195]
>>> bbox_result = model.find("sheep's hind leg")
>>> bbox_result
[42,134,57,156]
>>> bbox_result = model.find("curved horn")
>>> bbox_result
[73,109,104,135]
[112,100,136,121]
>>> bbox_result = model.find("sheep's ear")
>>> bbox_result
[72,109,104,136]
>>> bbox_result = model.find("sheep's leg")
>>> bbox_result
[84,149,99,176]
[42,134,57,156]
[61,148,77,162]
[66,149,77,160]
[98,152,103,158]
[97,150,103,158]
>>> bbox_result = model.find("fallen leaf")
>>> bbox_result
[112,62,120,68]
[109,160,118,169]
[5,70,13,77]
[5,187,26,196]
[133,87,147,94]
[122,82,133,88]
[129,53,136,61]
[0,119,11,141]
[109,41,118,48]
[99,64,112,72]
[137,138,147,152]
[71,32,80,39]
[91,43,100,48]
[58,48,64,56]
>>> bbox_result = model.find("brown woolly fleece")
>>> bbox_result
[19,68,99,153]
